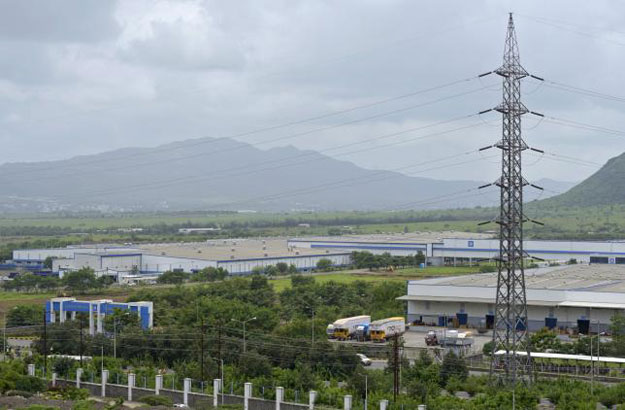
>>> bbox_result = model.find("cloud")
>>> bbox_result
[0,0,624,187]
[0,0,119,42]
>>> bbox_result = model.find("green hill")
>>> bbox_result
[543,152,625,207]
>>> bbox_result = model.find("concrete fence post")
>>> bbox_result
[213,379,221,408]
[101,370,108,397]
[275,386,284,410]
[51,373,57,387]
[27,364,35,376]
[128,373,135,402]
[76,368,83,388]
[380,399,388,410]
[183,378,191,407]
[309,390,317,409]
[344,394,352,410]
[244,382,252,410]
[155,375,163,395]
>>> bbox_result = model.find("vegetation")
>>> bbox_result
[138,395,173,406]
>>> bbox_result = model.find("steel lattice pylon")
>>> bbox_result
[489,13,533,385]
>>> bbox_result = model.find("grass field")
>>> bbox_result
[268,266,483,292]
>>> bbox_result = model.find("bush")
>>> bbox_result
[5,389,34,398]
[315,258,333,271]
[479,265,496,273]
[139,395,174,406]
[15,375,47,392]
[72,400,96,410]
[26,406,60,410]
[46,386,90,400]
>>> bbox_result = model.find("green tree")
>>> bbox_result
[316,258,333,271]
[63,268,101,293]
[191,267,228,282]
[156,270,188,284]
[43,256,55,269]
[7,305,43,327]
[275,262,289,275]
[439,351,468,386]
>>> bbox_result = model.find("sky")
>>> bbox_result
[0,0,624,186]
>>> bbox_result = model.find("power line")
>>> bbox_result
[47,114,484,200]
[4,77,484,180]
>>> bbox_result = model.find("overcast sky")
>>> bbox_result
[1,0,624,185]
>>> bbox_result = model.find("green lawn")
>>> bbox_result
[268,265,482,291]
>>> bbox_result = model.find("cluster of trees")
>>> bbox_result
[9,269,625,408]
[156,267,229,284]
[251,262,299,276]
[2,268,111,293]
[350,251,425,270]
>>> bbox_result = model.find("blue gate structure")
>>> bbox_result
[45,297,153,335]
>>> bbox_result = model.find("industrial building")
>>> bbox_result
[11,239,351,280]
[14,233,625,283]
[399,264,625,333]
[288,234,625,265]
[45,297,153,335]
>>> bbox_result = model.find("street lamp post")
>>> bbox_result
[231,317,256,353]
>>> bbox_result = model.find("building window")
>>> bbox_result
[425,301,431,310]
[459,303,466,313]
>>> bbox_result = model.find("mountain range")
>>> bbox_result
[0,137,577,212]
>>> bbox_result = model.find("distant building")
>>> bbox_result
[178,227,221,234]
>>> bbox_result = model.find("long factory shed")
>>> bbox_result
[288,237,625,264]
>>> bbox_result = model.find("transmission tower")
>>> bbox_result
[479,13,543,385]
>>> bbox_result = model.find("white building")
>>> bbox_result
[399,264,625,333]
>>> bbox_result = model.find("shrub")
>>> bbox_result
[26,406,60,410]
[14,375,47,393]
[72,400,96,410]
[5,389,34,398]
[46,386,90,400]
[138,395,174,407]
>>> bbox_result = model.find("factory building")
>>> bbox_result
[12,239,351,279]
[399,264,625,333]
[289,235,625,264]
[45,297,153,335]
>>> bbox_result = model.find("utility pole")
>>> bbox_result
[231,317,256,354]
[113,318,116,360]
[481,13,543,386]
[200,319,205,383]
[80,316,84,367]
[391,333,400,401]
[2,311,6,362]
[43,310,48,377]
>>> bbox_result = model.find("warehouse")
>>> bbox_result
[289,235,625,264]
[13,238,351,278]
[399,264,625,333]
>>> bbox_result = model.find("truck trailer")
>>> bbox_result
[370,317,406,342]
[328,315,371,340]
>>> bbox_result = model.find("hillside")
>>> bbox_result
[0,137,572,212]
[541,152,625,208]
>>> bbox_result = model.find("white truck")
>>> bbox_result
[327,315,371,340]
[425,330,474,347]
[369,317,406,342]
